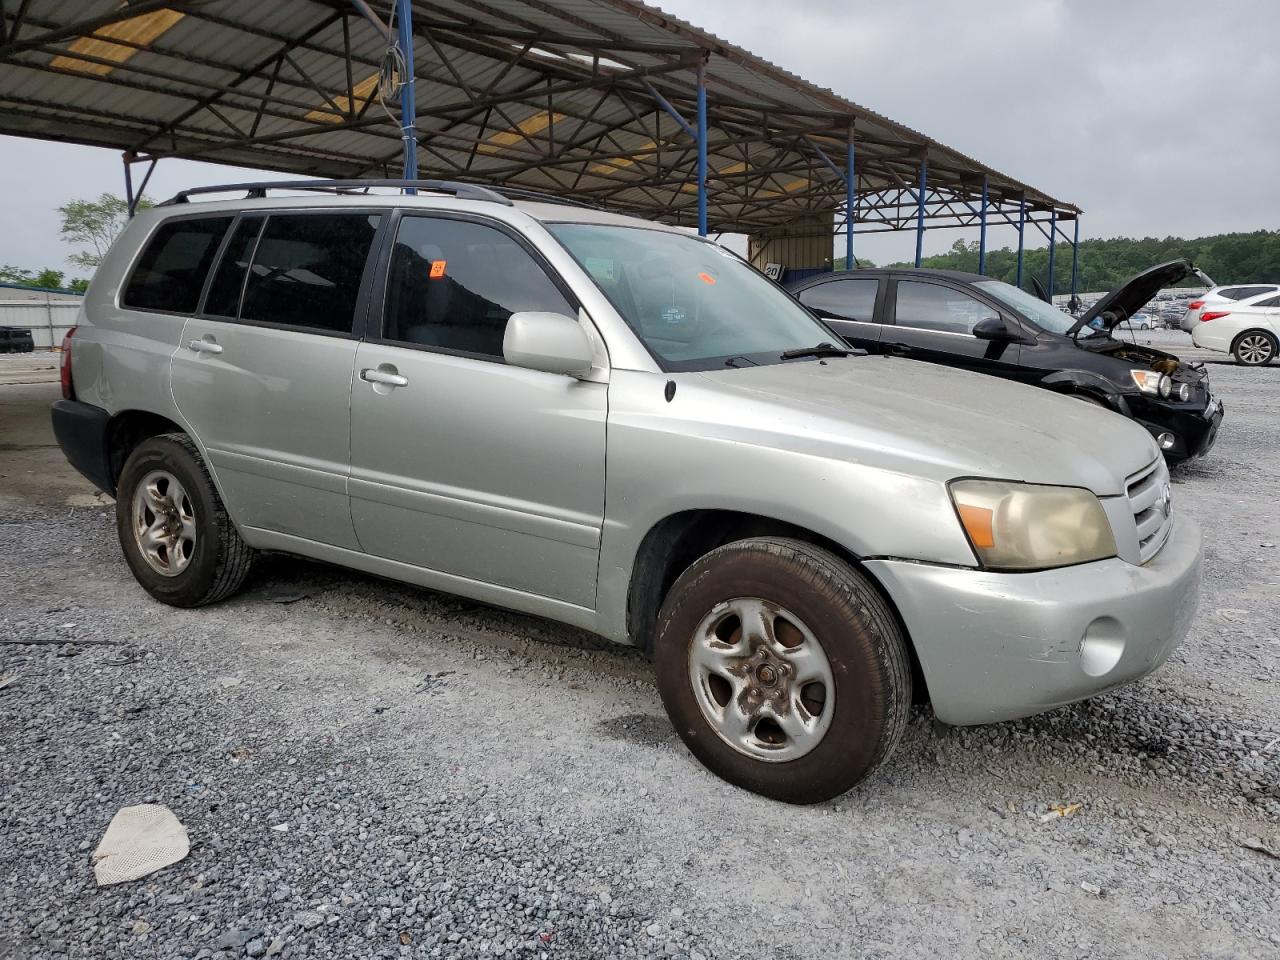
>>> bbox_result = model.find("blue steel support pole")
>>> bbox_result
[977,175,988,275]
[696,56,708,237]
[1047,208,1057,302]
[845,124,855,268]
[914,156,926,267]
[1015,196,1026,287]
[396,0,417,186]
[1070,216,1080,300]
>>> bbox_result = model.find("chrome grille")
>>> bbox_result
[1127,458,1173,563]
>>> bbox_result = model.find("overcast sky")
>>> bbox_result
[2,0,1275,278]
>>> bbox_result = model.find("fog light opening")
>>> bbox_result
[1157,432,1176,451]
[1079,617,1125,678]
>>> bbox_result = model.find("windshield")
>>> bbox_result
[973,279,1088,336]
[547,223,835,370]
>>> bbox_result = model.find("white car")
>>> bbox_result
[1181,284,1280,332]
[1191,293,1280,364]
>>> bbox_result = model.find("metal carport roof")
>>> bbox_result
[0,1,1078,247]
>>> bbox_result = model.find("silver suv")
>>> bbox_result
[52,180,1203,803]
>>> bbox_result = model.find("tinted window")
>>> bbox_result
[240,213,380,334]
[798,278,880,322]
[204,217,264,318]
[1255,295,1280,308]
[384,217,572,358]
[1216,286,1277,301]
[894,281,992,335]
[123,216,232,313]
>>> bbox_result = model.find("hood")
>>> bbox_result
[1069,259,1200,336]
[694,356,1159,497]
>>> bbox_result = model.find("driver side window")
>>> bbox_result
[893,281,990,335]
[383,216,573,358]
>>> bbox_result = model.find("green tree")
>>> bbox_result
[883,229,1280,292]
[58,193,152,269]
[0,265,78,290]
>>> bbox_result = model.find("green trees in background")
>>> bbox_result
[2,193,152,294]
[842,230,1280,291]
[0,265,88,293]
[58,193,152,269]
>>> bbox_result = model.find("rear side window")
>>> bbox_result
[1218,285,1276,301]
[797,278,880,322]
[240,213,381,334]
[1255,295,1280,308]
[204,216,264,318]
[123,216,232,313]
[382,216,573,358]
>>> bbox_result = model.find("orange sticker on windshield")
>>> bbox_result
[429,260,447,279]
[698,271,716,285]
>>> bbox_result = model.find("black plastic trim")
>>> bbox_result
[50,400,114,496]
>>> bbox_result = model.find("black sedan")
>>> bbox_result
[787,260,1222,462]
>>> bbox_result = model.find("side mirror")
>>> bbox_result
[503,312,594,377]
[972,316,1014,341]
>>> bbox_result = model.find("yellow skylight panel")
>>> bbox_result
[477,111,566,155]
[307,73,381,124]
[50,8,184,76]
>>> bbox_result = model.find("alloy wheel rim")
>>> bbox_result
[688,597,835,762]
[131,469,196,577]
[1238,336,1272,364]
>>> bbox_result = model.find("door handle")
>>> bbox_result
[360,367,408,388]
[187,338,223,355]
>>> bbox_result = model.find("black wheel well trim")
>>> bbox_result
[625,508,930,703]
[105,409,187,492]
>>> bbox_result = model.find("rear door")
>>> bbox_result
[878,276,1023,376]
[793,276,884,351]
[347,212,607,607]
[170,210,384,549]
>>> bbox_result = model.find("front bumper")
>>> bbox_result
[863,516,1202,725]
[1130,394,1223,461]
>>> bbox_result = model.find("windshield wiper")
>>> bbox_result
[780,341,851,360]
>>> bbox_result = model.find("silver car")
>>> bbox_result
[52,181,1202,803]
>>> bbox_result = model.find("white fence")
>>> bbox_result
[0,298,82,349]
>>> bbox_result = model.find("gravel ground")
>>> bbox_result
[1,337,1277,960]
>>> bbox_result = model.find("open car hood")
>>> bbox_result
[1068,259,1204,336]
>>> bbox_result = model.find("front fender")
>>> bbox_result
[1040,369,1133,416]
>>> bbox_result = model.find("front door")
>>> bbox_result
[348,213,607,608]
[171,210,384,549]
[879,277,1022,376]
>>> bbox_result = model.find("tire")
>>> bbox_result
[653,537,911,804]
[115,433,254,607]
[1232,330,1277,366]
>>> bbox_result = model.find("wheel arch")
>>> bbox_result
[1230,327,1278,359]
[625,508,929,702]
[104,409,187,494]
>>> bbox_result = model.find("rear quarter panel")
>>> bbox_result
[72,209,193,429]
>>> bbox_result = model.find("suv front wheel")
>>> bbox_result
[654,537,911,803]
[115,433,254,607]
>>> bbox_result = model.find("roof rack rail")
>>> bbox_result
[159,179,514,207]
[485,186,604,211]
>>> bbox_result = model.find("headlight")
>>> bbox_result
[949,479,1117,571]
[1130,370,1172,397]
[1176,382,1190,402]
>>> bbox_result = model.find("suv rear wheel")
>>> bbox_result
[115,433,253,607]
[654,537,911,804]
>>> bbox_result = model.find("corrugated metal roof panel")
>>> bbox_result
[0,1,1076,231]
